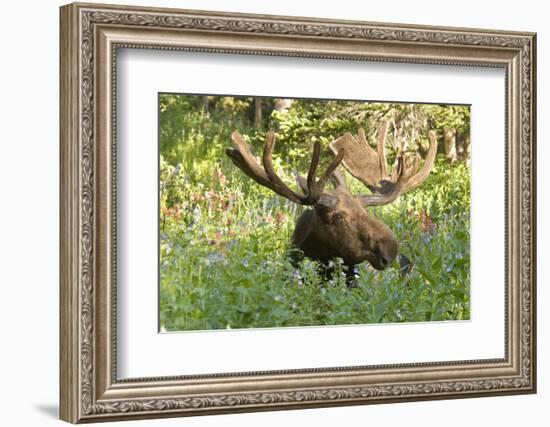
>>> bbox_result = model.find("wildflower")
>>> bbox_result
[205,252,225,266]
[190,192,205,202]
[213,168,227,187]
[418,209,437,235]
[275,211,287,225]
[193,206,202,221]
[173,205,181,219]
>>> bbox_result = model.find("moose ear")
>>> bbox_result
[317,194,337,208]
[294,174,337,207]
[296,169,349,195]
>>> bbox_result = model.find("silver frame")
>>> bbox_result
[60,2,536,423]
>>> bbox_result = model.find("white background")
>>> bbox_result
[118,49,504,377]
[0,0,546,426]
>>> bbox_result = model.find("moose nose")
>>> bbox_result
[379,255,393,269]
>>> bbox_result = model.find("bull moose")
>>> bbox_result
[226,120,437,283]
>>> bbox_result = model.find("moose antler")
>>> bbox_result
[226,131,345,206]
[329,120,437,206]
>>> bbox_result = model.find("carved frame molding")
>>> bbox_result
[60,2,536,423]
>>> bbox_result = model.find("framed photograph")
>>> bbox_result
[60,2,536,423]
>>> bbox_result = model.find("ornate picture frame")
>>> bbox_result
[60,2,536,423]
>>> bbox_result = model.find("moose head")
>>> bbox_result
[226,120,437,274]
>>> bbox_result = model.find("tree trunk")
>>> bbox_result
[202,96,209,115]
[443,128,457,163]
[463,134,471,165]
[254,97,262,128]
[456,133,471,162]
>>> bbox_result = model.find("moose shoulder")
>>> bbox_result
[226,120,437,275]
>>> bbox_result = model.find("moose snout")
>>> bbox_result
[370,255,392,271]
[379,255,392,269]
[366,246,398,271]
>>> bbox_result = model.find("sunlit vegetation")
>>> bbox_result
[159,95,470,331]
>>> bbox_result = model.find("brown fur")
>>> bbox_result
[290,186,398,271]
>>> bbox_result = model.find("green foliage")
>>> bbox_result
[159,94,471,331]
[424,104,470,135]
[268,100,469,169]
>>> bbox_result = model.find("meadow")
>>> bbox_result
[159,95,471,331]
